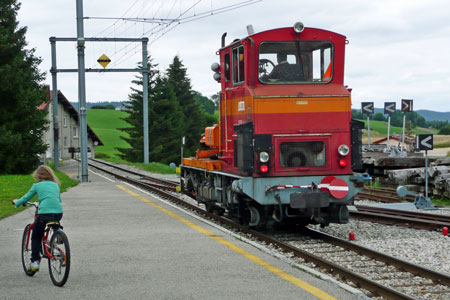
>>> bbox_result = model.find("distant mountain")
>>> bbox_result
[365,108,450,122]
[416,110,450,122]
[70,101,126,110]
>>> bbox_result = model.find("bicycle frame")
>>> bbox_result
[19,201,70,287]
[24,206,61,261]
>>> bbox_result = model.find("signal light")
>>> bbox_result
[338,159,347,168]
[260,165,269,173]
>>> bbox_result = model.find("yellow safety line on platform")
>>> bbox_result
[116,185,338,300]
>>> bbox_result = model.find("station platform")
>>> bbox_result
[0,160,364,300]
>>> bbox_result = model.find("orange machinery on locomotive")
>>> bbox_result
[181,23,367,228]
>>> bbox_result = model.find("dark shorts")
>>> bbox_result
[31,213,63,262]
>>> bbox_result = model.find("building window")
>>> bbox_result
[64,136,67,147]
[73,126,78,138]
[63,117,67,127]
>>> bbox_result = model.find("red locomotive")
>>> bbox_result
[181,23,368,228]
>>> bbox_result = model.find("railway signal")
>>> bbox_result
[400,99,413,154]
[416,134,433,151]
[361,102,374,148]
[416,134,434,200]
[384,102,396,151]
[384,102,396,115]
[361,102,374,114]
[401,99,413,112]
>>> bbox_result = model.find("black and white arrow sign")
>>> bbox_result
[361,102,374,115]
[416,134,433,151]
[401,99,413,112]
[384,102,396,115]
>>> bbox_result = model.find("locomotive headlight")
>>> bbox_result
[259,151,270,163]
[338,144,350,156]
[293,22,304,33]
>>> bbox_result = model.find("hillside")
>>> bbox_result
[366,108,450,122]
[358,119,437,136]
[416,110,450,122]
[87,109,131,158]
[71,101,126,110]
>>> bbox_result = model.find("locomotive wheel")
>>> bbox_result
[248,204,267,229]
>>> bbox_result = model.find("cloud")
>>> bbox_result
[16,0,450,111]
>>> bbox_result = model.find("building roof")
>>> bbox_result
[40,90,104,146]
[373,134,414,145]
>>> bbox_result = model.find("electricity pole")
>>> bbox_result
[76,0,89,182]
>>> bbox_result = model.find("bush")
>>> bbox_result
[438,125,450,135]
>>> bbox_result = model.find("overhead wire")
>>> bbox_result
[87,0,262,68]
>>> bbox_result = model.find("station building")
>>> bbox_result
[38,90,103,162]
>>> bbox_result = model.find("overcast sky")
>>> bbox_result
[17,0,450,111]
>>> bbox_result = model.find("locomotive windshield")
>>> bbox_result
[258,41,333,84]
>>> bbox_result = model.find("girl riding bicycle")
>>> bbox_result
[13,165,63,272]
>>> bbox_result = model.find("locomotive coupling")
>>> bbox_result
[350,173,371,187]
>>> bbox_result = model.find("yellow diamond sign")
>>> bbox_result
[97,54,111,68]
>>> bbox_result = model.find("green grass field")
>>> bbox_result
[87,109,131,159]
[359,119,438,136]
[0,168,79,220]
[87,109,176,174]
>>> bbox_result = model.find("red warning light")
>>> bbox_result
[260,165,269,173]
[338,159,347,168]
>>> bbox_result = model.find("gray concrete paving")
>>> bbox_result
[0,161,361,300]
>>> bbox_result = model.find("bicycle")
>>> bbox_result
[18,202,71,287]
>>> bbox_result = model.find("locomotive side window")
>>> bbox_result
[232,46,245,84]
[224,53,231,82]
[258,41,333,84]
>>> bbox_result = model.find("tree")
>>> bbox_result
[193,91,215,114]
[166,56,216,156]
[117,56,159,162]
[439,125,450,135]
[0,0,48,174]
[405,120,413,136]
[148,77,184,164]
[372,112,386,121]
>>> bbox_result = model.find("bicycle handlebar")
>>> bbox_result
[12,201,38,208]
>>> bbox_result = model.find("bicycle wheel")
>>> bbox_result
[21,224,36,276]
[48,229,70,287]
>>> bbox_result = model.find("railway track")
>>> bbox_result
[357,187,415,203]
[352,205,450,231]
[86,159,450,300]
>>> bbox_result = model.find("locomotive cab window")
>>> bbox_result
[258,41,333,84]
[232,46,245,84]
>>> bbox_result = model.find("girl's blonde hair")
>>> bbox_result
[33,165,60,184]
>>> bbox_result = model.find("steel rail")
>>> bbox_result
[356,205,450,223]
[361,187,416,202]
[86,160,450,300]
[89,158,178,187]
[356,192,402,203]
[351,207,450,230]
